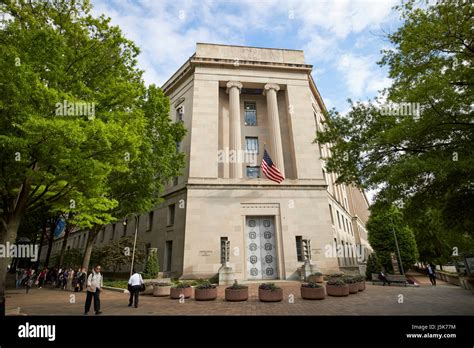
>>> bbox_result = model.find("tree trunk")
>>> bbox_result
[59,223,74,266]
[82,225,101,271]
[0,180,31,316]
[34,224,47,272]
[0,218,22,317]
[43,222,55,268]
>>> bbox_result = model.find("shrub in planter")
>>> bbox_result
[324,272,344,281]
[307,272,324,283]
[354,275,366,291]
[300,282,325,300]
[153,283,172,297]
[194,281,217,301]
[225,281,248,302]
[258,283,283,302]
[343,276,359,294]
[326,278,349,297]
[170,282,193,299]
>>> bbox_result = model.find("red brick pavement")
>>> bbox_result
[5,280,474,316]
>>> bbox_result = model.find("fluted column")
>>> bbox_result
[263,83,285,176]
[226,81,243,178]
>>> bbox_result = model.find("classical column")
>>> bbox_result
[226,81,243,178]
[263,83,285,176]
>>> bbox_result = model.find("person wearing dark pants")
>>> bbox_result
[378,271,391,286]
[84,265,103,315]
[427,264,437,286]
[85,288,101,313]
[128,270,144,308]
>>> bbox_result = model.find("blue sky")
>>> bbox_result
[93,0,403,113]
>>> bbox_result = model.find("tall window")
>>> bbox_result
[337,211,341,229]
[295,236,303,262]
[220,237,229,264]
[244,101,257,126]
[168,204,175,226]
[176,105,184,122]
[111,224,116,240]
[165,241,173,272]
[245,137,259,154]
[246,166,260,178]
[328,204,334,225]
[123,221,127,236]
[147,211,154,231]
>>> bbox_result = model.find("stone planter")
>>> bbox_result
[144,284,154,295]
[153,285,171,297]
[300,286,325,300]
[170,287,193,299]
[348,283,359,294]
[195,287,218,301]
[357,281,366,292]
[307,275,324,283]
[258,288,283,302]
[326,284,349,297]
[225,288,248,302]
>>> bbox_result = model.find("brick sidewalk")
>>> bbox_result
[5,280,474,316]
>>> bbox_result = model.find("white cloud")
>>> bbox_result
[337,53,391,98]
[293,0,397,39]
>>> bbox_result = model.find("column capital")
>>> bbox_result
[226,81,243,94]
[263,83,280,95]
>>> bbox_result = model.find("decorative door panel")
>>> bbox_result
[246,217,277,280]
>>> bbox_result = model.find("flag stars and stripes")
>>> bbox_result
[261,149,284,183]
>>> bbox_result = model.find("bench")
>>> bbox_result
[372,273,407,287]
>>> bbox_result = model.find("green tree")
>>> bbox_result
[81,84,186,270]
[53,248,83,269]
[91,236,145,273]
[316,0,473,261]
[143,249,159,279]
[367,205,419,274]
[0,0,146,315]
[365,252,382,280]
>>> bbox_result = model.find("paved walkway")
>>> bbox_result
[5,280,474,316]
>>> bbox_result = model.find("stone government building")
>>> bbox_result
[40,44,371,281]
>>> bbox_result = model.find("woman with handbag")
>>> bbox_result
[127,270,144,308]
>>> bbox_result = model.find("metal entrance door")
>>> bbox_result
[245,217,278,280]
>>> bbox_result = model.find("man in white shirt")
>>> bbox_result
[128,270,144,308]
[84,265,103,315]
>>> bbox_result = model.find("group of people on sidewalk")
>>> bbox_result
[83,265,144,315]
[15,264,145,315]
[16,266,88,292]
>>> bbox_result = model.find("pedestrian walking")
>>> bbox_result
[127,270,144,308]
[378,270,391,286]
[84,265,103,315]
[427,264,437,286]
[76,267,86,292]
[67,268,74,291]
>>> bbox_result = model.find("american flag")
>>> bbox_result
[261,149,285,183]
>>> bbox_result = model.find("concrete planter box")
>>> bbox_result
[153,285,171,297]
[326,284,349,297]
[307,275,324,283]
[195,287,218,301]
[357,281,366,292]
[348,283,359,294]
[300,286,325,300]
[225,288,248,302]
[170,287,193,299]
[258,288,283,302]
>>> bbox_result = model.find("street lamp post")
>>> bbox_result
[130,215,139,277]
[391,222,405,275]
[124,215,139,277]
